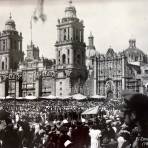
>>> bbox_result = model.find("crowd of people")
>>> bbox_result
[0,93,147,148]
[0,99,118,123]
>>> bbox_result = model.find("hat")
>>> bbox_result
[106,120,112,124]
[81,118,86,123]
[64,140,72,147]
[62,119,68,124]
[53,120,57,124]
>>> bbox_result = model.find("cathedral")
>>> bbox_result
[85,34,148,99]
[0,1,148,99]
[0,1,87,98]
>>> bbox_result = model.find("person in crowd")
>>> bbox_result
[101,120,117,148]
[117,130,131,148]
[89,124,102,148]
[122,93,148,148]
[0,110,20,148]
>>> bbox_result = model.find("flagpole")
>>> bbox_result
[30,16,33,45]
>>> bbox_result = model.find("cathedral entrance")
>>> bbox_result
[105,79,114,100]
[107,90,113,100]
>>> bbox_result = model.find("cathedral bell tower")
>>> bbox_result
[0,14,24,72]
[55,0,87,96]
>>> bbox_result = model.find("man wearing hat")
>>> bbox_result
[0,109,20,148]
[121,93,148,147]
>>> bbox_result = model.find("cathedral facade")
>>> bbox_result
[85,35,148,99]
[0,2,148,99]
[0,2,87,98]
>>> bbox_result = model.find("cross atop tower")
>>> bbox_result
[68,0,72,6]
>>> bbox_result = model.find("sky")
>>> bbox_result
[0,0,148,59]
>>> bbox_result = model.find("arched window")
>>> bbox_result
[77,54,80,64]
[92,59,94,65]
[135,56,138,61]
[62,54,66,64]
[67,49,70,55]
[64,29,66,41]
[5,58,7,70]
[2,61,4,70]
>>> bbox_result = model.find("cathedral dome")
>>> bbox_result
[124,39,146,63]
[5,14,16,30]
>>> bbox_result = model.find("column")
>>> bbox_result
[35,78,40,97]
[121,56,126,90]
[0,78,6,97]
[56,48,59,65]
[57,28,60,42]
[15,80,20,98]
[69,27,73,41]
[93,57,97,95]
[69,48,73,65]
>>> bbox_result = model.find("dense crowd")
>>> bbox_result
[0,99,118,123]
[0,93,147,148]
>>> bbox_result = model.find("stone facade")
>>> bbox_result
[0,1,87,98]
[85,36,148,99]
[55,1,87,96]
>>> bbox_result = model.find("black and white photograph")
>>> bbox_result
[0,0,148,147]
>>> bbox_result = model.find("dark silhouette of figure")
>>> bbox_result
[122,93,148,147]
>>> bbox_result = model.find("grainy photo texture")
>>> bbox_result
[0,0,148,148]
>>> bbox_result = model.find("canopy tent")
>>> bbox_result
[90,95,106,100]
[82,106,100,115]
[5,96,14,100]
[57,95,72,100]
[72,93,87,100]
[0,97,5,100]
[25,95,37,100]
[16,97,25,100]
[41,95,57,100]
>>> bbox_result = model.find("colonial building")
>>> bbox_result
[85,36,148,99]
[0,1,87,98]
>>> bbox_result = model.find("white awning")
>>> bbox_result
[57,96,72,100]
[90,95,106,99]
[25,95,37,100]
[42,95,57,99]
[6,96,14,99]
[72,93,87,100]
[82,106,99,115]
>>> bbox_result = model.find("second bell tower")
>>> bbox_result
[55,1,87,96]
